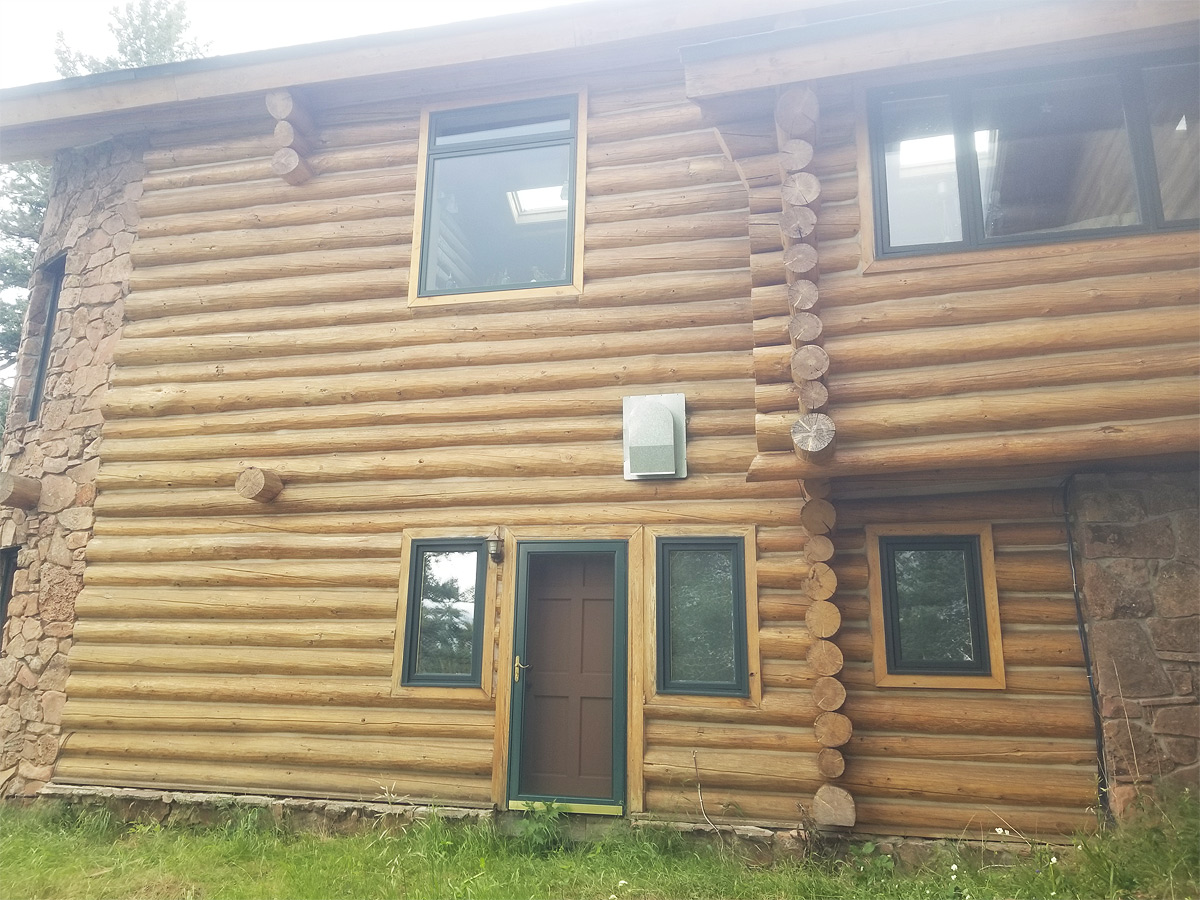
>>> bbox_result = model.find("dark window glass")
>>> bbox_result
[402,540,486,685]
[29,257,65,422]
[0,547,17,654]
[420,98,576,297]
[657,538,747,696]
[880,94,963,248]
[1145,62,1200,223]
[973,75,1139,238]
[880,536,988,675]
[872,53,1199,256]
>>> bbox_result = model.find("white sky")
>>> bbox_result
[0,0,590,89]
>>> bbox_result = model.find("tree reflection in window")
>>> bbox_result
[881,536,988,674]
[404,542,485,685]
[657,539,748,696]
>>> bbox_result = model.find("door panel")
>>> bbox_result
[510,545,624,806]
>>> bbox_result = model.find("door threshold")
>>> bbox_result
[508,800,624,816]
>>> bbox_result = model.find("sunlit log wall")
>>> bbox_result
[50,63,839,825]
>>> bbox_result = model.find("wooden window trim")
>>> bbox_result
[858,48,1198,268]
[391,527,499,700]
[865,522,1005,690]
[641,525,761,710]
[408,92,587,309]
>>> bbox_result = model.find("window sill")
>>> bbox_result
[408,282,582,309]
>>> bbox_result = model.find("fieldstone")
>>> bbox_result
[42,621,73,638]
[1163,663,1195,696]
[1089,620,1173,698]
[1147,617,1199,654]
[37,475,77,514]
[1144,475,1200,516]
[65,533,88,551]
[32,734,58,767]
[1162,735,1198,765]
[0,706,20,733]
[1076,489,1144,524]
[26,657,44,676]
[45,533,73,568]
[1084,519,1175,560]
[1154,561,1200,618]
[1153,704,1200,739]
[1176,509,1199,563]
[2,635,23,660]
[1081,558,1154,619]
[100,212,124,235]
[64,410,104,430]
[38,658,70,693]
[37,639,57,662]
[69,458,100,485]
[1102,718,1172,778]
[17,760,53,783]
[40,566,81,622]
[20,618,41,642]
[15,665,38,690]
[19,693,42,723]
[41,691,66,725]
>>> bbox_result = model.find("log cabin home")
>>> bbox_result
[0,0,1196,840]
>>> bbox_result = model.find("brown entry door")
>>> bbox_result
[510,545,625,806]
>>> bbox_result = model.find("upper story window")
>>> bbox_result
[411,95,584,305]
[870,53,1199,257]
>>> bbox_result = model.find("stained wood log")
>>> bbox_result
[587,209,747,251]
[142,135,278,170]
[818,172,856,203]
[141,158,276,193]
[807,534,835,561]
[791,413,836,466]
[51,758,493,805]
[799,380,829,413]
[756,555,816,588]
[754,344,793,383]
[804,563,838,601]
[756,412,797,452]
[775,86,819,139]
[814,712,853,748]
[587,129,721,168]
[816,202,860,242]
[265,90,314,131]
[646,687,818,727]
[644,722,820,754]
[812,675,846,711]
[802,479,831,501]
[84,560,401,589]
[587,102,706,143]
[790,346,830,382]
[780,205,817,239]
[586,237,750,279]
[817,747,846,778]
[78,585,394,619]
[755,381,802,412]
[781,171,821,206]
[789,280,819,311]
[129,245,405,293]
[788,312,823,345]
[811,784,855,827]
[274,117,311,155]
[845,733,1098,766]
[783,242,818,274]
[805,600,841,638]
[70,644,393,677]
[585,156,738,196]
[756,527,811,554]
[585,181,747,224]
[827,343,1200,406]
[579,269,752,309]
[644,749,823,792]
[734,153,783,189]
[841,757,1096,808]
[87,533,399,563]
[234,467,284,502]
[750,250,786,288]
[779,138,814,172]
[747,184,782,214]
[843,693,1095,738]
[817,238,860,275]
[758,626,815,661]
[711,119,777,160]
[750,219,784,254]
[851,798,1093,841]
[808,142,857,176]
[754,418,1200,481]
[751,283,789,318]
[807,639,844,676]
[0,473,41,509]
[75,619,392,648]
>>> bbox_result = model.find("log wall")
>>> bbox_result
[52,65,835,824]
[832,487,1100,838]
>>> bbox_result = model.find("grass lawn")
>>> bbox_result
[1,790,1195,900]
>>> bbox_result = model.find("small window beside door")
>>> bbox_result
[655,537,749,697]
[399,538,487,687]
[865,523,1005,689]
[411,94,584,306]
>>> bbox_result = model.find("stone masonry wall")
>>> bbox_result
[1071,469,1200,816]
[0,137,145,796]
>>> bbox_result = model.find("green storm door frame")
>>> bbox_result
[507,541,627,814]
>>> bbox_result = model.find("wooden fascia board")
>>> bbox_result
[0,0,818,161]
[683,0,1200,99]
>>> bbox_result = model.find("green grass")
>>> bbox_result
[1,790,1195,900]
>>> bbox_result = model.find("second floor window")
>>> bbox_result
[871,53,1199,256]
[415,96,579,300]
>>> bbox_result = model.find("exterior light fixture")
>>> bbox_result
[486,528,504,563]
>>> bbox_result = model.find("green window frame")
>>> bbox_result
[878,535,989,676]
[400,538,487,687]
[414,95,580,300]
[870,50,1199,258]
[655,537,748,697]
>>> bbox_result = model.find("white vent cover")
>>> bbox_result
[623,393,686,480]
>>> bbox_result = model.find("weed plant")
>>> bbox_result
[0,788,1195,899]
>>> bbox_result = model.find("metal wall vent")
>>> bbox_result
[623,393,686,480]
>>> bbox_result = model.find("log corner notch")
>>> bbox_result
[235,466,284,502]
[266,90,315,185]
[0,473,40,509]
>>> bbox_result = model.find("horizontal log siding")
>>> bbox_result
[61,71,824,819]
[832,488,1099,839]
[774,84,1200,481]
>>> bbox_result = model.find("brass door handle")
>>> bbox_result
[514,655,530,682]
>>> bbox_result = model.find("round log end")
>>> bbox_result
[788,279,819,311]
[814,711,853,748]
[783,241,819,275]
[791,413,835,454]
[806,638,844,677]
[782,171,822,207]
[805,599,842,638]
[817,747,846,779]
[804,562,838,601]
[271,148,313,185]
[799,497,837,535]
[0,473,41,509]
[812,785,856,827]
[236,467,284,503]
[780,138,815,173]
[780,204,817,239]
[805,534,836,562]
[812,675,847,711]
[775,85,820,139]
[798,379,829,413]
